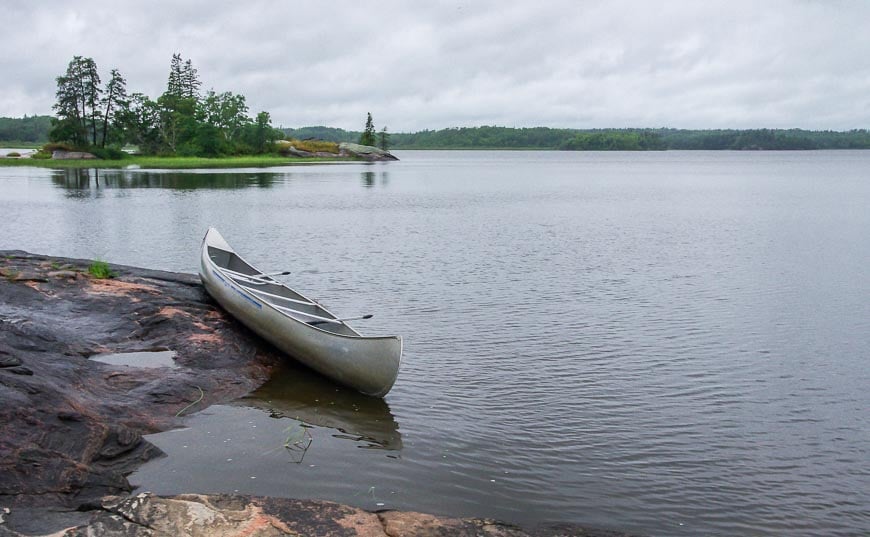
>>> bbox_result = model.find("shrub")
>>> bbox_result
[5,152,21,158]
[30,151,52,160]
[42,142,75,153]
[87,260,116,279]
[280,138,340,154]
[89,146,126,160]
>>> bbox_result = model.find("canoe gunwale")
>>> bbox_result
[203,239,362,339]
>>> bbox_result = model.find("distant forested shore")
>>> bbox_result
[0,115,53,146]
[4,116,870,151]
[283,126,870,151]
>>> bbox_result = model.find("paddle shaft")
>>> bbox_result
[310,314,373,326]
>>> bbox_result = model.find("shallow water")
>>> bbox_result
[90,350,178,369]
[1,151,868,536]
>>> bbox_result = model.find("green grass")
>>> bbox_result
[279,139,341,154]
[0,154,358,169]
[87,260,116,279]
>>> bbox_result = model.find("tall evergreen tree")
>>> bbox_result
[181,59,201,99]
[159,54,201,154]
[78,57,102,145]
[166,53,184,98]
[52,73,85,146]
[50,56,102,147]
[359,112,376,146]
[100,69,127,147]
[166,54,201,100]
[379,126,390,151]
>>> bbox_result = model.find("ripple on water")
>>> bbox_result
[4,151,869,536]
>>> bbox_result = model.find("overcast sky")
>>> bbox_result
[2,0,869,131]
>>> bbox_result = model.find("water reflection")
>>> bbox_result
[130,363,403,498]
[238,362,402,451]
[53,169,103,198]
[48,168,390,192]
[360,171,389,188]
[51,169,280,191]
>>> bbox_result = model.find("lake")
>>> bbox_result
[1,151,868,536]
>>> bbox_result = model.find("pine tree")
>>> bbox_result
[167,54,201,100]
[379,126,390,151]
[50,56,102,147]
[167,53,184,98]
[359,112,376,146]
[100,69,127,147]
[159,54,201,153]
[181,59,201,99]
[52,72,83,143]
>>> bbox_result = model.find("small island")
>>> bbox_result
[0,54,396,169]
[4,54,870,160]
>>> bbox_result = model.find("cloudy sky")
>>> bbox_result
[2,0,869,131]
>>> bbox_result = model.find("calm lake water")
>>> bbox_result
[1,151,868,536]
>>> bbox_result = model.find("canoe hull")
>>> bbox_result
[199,229,401,397]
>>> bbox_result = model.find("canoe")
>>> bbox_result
[199,228,402,397]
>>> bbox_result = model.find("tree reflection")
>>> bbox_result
[51,169,281,191]
[360,171,389,188]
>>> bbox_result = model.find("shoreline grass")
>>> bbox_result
[0,154,360,169]
[87,260,117,279]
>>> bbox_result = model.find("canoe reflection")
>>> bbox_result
[237,363,402,451]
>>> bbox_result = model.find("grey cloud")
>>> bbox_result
[2,0,869,130]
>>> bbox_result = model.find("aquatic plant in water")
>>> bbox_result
[283,420,313,463]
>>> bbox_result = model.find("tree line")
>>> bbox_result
[7,81,870,153]
[283,125,870,151]
[0,115,53,144]
[46,54,284,157]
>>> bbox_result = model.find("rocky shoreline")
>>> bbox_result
[0,251,637,536]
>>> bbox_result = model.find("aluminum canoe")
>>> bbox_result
[199,228,402,397]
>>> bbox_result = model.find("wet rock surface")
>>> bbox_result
[0,251,282,510]
[0,493,638,536]
[0,252,637,536]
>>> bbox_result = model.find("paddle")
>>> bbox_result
[259,271,291,278]
[219,268,290,284]
[233,270,290,284]
[309,314,373,326]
